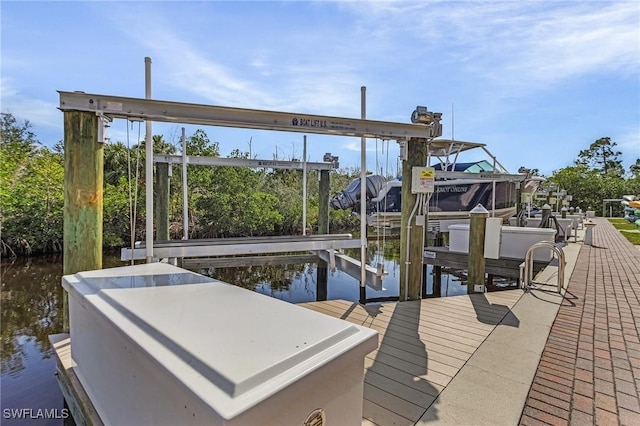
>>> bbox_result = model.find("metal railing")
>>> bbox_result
[521,241,566,293]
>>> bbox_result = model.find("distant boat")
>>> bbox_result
[330,139,544,228]
[622,195,640,224]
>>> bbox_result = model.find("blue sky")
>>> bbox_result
[2,1,639,176]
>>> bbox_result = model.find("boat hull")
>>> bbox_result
[366,180,519,228]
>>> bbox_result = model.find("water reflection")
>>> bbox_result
[1,256,64,377]
[1,256,65,425]
[0,255,122,425]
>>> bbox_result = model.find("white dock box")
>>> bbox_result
[448,224,556,261]
[448,224,471,254]
[500,226,557,261]
[63,263,378,426]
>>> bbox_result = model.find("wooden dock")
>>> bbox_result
[51,291,525,426]
[49,334,103,426]
[300,292,524,425]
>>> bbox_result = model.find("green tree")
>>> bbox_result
[629,158,640,179]
[1,113,64,255]
[575,137,624,177]
[103,176,133,248]
[625,159,640,198]
[152,134,176,155]
[551,137,636,216]
[176,130,220,237]
[1,113,39,223]
[199,147,284,237]
[0,148,64,254]
[0,112,39,152]
[104,141,135,186]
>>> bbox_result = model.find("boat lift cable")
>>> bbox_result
[374,138,387,277]
[420,192,433,296]
[375,138,379,176]
[381,139,390,275]
[181,127,188,240]
[375,137,380,268]
[126,120,143,266]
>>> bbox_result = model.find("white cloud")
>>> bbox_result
[0,77,61,137]
[495,3,640,87]
[104,6,269,108]
[106,6,367,119]
[342,1,640,96]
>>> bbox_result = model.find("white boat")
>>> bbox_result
[330,139,545,229]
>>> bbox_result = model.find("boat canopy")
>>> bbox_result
[428,139,486,157]
[432,160,495,173]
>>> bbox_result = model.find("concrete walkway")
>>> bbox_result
[520,218,640,426]
[416,224,583,425]
[417,218,640,425]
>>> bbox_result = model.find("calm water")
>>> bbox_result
[0,245,468,423]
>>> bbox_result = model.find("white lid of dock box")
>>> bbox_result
[63,263,378,425]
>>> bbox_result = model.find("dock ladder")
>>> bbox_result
[521,241,566,293]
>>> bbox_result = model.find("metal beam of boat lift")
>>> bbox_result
[58,91,433,140]
[120,235,383,291]
[154,154,336,171]
[434,171,527,182]
[121,234,361,260]
[315,250,383,291]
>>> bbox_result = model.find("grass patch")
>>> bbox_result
[609,218,639,230]
[608,218,640,245]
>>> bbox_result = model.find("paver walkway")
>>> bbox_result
[520,218,640,426]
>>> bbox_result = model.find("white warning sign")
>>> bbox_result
[412,167,435,194]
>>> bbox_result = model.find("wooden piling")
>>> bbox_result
[318,170,330,235]
[155,162,170,240]
[541,204,552,228]
[399,137,429,301]
[516,181,523,219]
[468,204,489,294]
[316,170,330,301]
[433,266,442,296]
[316,266,328,301]
[63,111,104,331]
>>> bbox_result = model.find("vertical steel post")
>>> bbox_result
[182,127,188,239]
[144,57,154,262]
[302,135,307,235]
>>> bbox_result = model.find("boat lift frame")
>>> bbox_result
[58,91,432,140]
[59,90,440,295]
